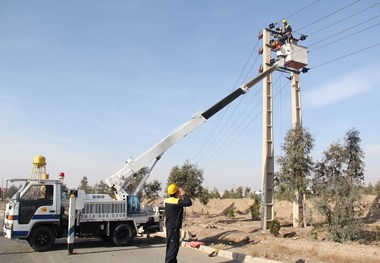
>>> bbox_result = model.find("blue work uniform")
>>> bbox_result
[164,195,192,263]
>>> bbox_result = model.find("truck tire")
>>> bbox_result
[28,225,55,252]
[112,223,134,246]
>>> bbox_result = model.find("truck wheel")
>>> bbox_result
[28,225,55,252]
[112,224,134,246]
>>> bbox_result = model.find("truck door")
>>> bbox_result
[19,184,55,224]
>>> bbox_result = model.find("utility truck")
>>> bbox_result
[2,43,308,252]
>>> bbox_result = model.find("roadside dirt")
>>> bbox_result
[148,195,380,263]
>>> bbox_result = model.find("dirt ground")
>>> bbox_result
[148,195,380,263]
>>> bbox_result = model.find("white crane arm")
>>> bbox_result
[105,112,206,200]
[106,57,286,201]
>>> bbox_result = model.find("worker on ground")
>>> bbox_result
[281,19,293,43]
[164,184,192,263]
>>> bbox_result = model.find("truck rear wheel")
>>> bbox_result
[28,225,55,252]
[112,223,134,246]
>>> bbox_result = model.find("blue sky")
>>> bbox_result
[1,0,379,192]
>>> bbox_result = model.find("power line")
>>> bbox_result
[286,0,321,20]
[309,2,380,36]
[309,14,380,47]
[312,42,380,69]
[269,1,322,37]
[191,39,261,163]
[296,0,361,31]
[310,21,380,52]
[199,74,286,168]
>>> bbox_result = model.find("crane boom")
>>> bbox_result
[106,57,285,200]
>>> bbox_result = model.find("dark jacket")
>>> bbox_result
[164,195,192,229]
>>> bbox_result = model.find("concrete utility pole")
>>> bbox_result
[290,41,303,227]
[261,28,274,230]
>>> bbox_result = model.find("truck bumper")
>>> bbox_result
[3,228,12,239]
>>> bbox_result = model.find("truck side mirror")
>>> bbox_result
[16,192,20,202]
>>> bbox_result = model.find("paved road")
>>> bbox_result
[0,233,240,263]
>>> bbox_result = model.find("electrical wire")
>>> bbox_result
[296,0,361,31]
[199,74,287,168]
[286,0,321,20]
[191,39,260,163]
[312,42,380,69]
[197,87,262,166]
[309,14,380,47]
[308,2,380,36]
[310,20,380,52]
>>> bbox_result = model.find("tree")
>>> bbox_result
[123,167,162,199]
[229,188,236,198]
[210,187,221,199]
[78,176,95,193]
[311,128,365,242]
[144,180,162,199]
[198,188,210,205]
[361,183,373,194]
[222,189,230,199]
[374,180,380,195]
[94,180,114,196]
[4,184,21,199]
[276,126,314,227]
[235,186,244,199]
[167,160,208,204]
[123,167,149,194]
[244,187,251,198]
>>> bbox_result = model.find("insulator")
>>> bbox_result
[258,65,263,73]
[270,59,276,65]
[258,31,263,40]
[300,35,307,41]
[302,67,309,73]
[269,23,275,29]
[258,48,263,55]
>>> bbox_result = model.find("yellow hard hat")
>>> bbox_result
[282,19,287,24]
[167,184,178,195]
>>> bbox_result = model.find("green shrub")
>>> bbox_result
[312,229,318,240]
[269,220,281,236]
[250,194,261,221]
[326,216,364,242]
[226,209,235,219]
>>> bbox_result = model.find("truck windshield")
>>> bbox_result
[8,181,29,200]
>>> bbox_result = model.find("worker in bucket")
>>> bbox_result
[281,19,293,43]
[164,184,192,263]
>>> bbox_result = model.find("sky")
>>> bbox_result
[1,0,379,193]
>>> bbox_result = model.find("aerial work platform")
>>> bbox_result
[276,43,308,70]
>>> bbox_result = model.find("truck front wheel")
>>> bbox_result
[28,225,55,252]
[112,223,134,246]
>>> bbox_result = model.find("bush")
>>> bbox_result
[327,218,363,242]
[269,220,281,236]
[250,194,261,220]
[226,209,235,219]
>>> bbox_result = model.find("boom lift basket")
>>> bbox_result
[276,44,308,70]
